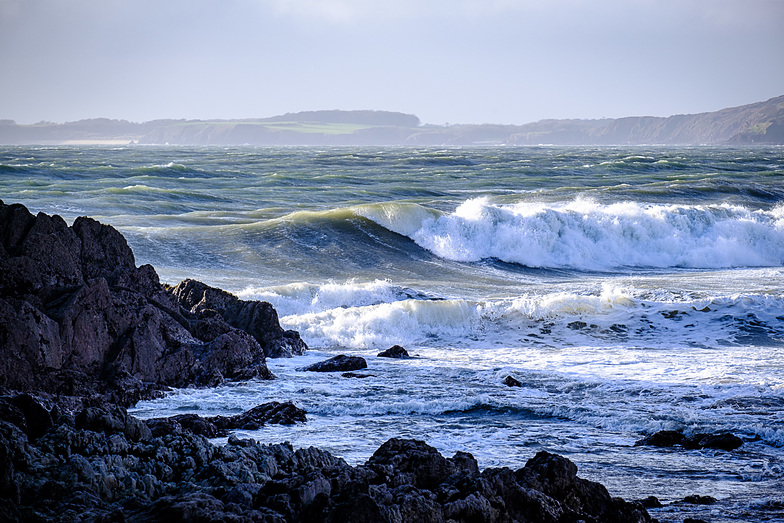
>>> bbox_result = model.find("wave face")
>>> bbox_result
[361,198,784,270]
[5,145,784,521]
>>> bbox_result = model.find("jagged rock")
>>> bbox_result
[367,438,472,490]
[211,401,307,430]
[0,395,651,523]
[300,355,368,372]
[0,201,301,405]
[377,345,410,358]
[171,278,307,358]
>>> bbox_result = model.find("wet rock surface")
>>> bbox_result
[299,355,368,372]
[0,395,651,522]
[635,429,744,451]
[377,345,410,359]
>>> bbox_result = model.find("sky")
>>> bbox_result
[1,0,783,125]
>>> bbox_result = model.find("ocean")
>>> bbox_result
[2,145,783,521]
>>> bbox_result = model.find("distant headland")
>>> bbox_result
[2,96,783,146]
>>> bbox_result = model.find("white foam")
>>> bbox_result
[364,198,784,270]
[281,298,480,349]
[257,276,784,353]
[237,279,407,317]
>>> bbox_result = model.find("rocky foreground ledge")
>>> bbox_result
[0,394,650,522]
[0,201,651,522]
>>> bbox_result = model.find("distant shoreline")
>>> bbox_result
[2,95,783,146]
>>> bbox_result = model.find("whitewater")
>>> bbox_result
[1,145,783,521]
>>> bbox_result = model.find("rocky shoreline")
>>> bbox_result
[0,200,658,521]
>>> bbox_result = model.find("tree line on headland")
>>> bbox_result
[1,96,783,146]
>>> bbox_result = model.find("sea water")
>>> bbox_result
[2,145,783,521]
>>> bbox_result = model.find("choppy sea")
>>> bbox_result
[2,145,783,521]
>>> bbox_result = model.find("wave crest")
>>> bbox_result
[363,198,784,270]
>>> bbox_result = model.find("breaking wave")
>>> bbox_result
[359,198,784,270]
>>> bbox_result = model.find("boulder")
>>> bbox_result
[635,429,743,451]
[503,375,522,387]
[634,430,686,448]
[300,355,368,372]
[684,432,743,451]
[377,345,410,358]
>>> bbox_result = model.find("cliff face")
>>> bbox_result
[2,98,783,145]
[0,201,306,407]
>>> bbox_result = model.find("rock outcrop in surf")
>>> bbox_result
[0,200,303,407]
[0,200,652,522]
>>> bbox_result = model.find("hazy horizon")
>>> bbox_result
[2,0,783,126]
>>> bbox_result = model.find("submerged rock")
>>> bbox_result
[635,429,743,451]
[503,375,522,387]
[635,430,686,448]
[342,372,375,378]
[682,494,717,505]
[300,355,368,372]
[377,345,411,358]
[684,432,744,451]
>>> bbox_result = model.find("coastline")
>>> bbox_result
[0,200,654,521]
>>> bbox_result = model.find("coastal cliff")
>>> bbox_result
[0,202,651,522]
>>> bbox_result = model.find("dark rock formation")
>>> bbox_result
[342,372,375,379]
[503,375,522,387]
[635,429,743,451]
[300,355,368,372]
[146,401,306,438]
[171,278,307,358]
[684,432,744,451]
[0,201,305,407]
[377,345,410,359]
[0,396,651,522]
[635,430,686,448]
[683,495,717,505]
[638,495,663,508]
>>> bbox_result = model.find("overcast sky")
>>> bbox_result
[1,0,783,125]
